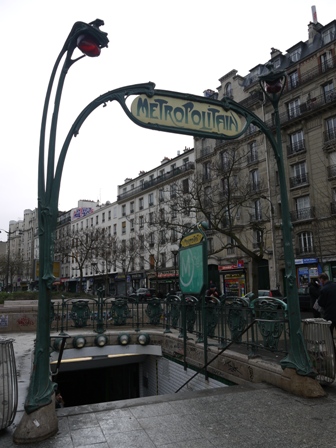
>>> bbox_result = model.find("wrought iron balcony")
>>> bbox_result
[290,206,315,222]
[287,139,306,157]
[117,162,195,201]
[289,173,309,188]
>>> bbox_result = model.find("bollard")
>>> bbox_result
[302,318,336,385]
[0,338,18,430]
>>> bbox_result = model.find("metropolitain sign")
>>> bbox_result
[130,94,243,137]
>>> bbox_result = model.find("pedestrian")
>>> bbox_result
[308,279,321,318]
[55,390,65,408]
[206,283,219,300]
[317,273,336,336]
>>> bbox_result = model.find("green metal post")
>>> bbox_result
[259,68,314,375]
[24,20,109,415]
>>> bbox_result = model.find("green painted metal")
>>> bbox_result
[110,298,129,326]
[145,299,163,325]
[28,21,314,419]
[69,300,90,328]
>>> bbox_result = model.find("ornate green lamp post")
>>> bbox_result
[14,20,109,444]
[258,66,313,375]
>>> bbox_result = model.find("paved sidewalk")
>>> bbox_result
[2,332,336,447]
[2,382,336,448]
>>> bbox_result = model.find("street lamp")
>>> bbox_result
[171,249,178,292]
[258,66,314,375]
[13,20,109,444]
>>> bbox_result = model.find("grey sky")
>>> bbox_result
[0,0,335,240]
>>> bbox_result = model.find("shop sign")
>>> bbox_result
[219,264,243,271]
[295,258,318,265]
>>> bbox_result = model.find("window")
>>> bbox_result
[159,208,165,222]
[149,212,154,225]
[254,199,262,221]
[289,71,299,89]
[322,29,334,45]
[204,186,212,207]
[324,81,335,102]
[295,195,311,220]
[171,204,177,219]
[159,189,164,202]
[139,197,144,210]
[102,212,105,222]
[321,51,333,72]
[160,230,166,244]
[148,193,154,206]
[113,223,117,235]
[122,205,126,216]
[90,217,93,227]
[290,162,307,187]
[289,130,304,153]
[203,161,211,180]
[253,229,262,249]
[149,254,155,269]
[224,82,232,98]
[227,236,235,254]
[221,151,230,171]
[171,163,176,171]
[108,210,111,220]
[170,183,177,198]
[122,221,126,234]
[250,169,259,191]
[139,216,144,228]
[86,219,88,228]
[182,178,189,194]
[139,256,145,270]
[160,252,166,268]
[96,215,99,225]
[298,231,313,253]
[288,99,300,119]
[80,221,83,230]
[248,141,258,163]
[130,202,134,213]
[130,219,134,231]
[326,116,336,142]
[290,49,301,62]
[171,228,178,243]
[139,235,144,249]
[183,157,189,166]
[149,232,155,246]
[207,238,214,254]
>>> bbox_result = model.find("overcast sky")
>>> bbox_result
[0,0,335,241]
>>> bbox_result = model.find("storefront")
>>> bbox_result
[295,257,321,288]
[219,261,246,297]
[149,270,179,295]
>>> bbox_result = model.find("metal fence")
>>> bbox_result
[50,294,289,361]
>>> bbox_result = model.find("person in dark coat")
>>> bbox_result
[318,273,336,335]
[309,279,321,318]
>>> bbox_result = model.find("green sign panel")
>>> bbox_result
[179,230,208,295]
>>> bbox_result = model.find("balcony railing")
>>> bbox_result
[287,139,306,156]
[264,90,336,128]
[117,162,195,201]
[290,206,315,222]
[289,173,309,188]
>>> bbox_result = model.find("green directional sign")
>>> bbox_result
[179,229,208,295]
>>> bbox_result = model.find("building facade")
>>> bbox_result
[194,18,336,296]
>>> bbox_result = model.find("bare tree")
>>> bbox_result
[164,146,274,296]
[55,227,103,293]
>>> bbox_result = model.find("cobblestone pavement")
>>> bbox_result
[2,332,336,447]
